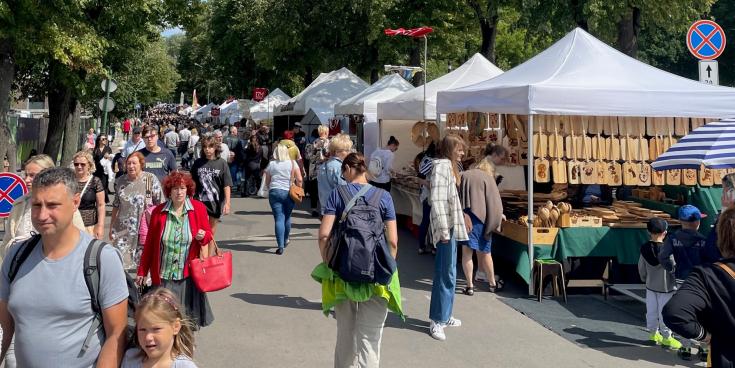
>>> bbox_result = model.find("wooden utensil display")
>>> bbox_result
[623,135,638,186]
[551,127,567,183]
[567,128,581,185]
[533,114,545,133]
[570,115,585,135]
[534,157,551,183]
[607,134,620,161]
[595,133,607,185]
[683,168,698,186]
[549,126,563,158]
[699,164,714,187]
[649,134,660,161]
[666,169,682,185]
[607,161,623,186]
[646,117,657,137]
[604,116,619,136]
[675,117,689,137]
[638,134,651,187]
[533,123,547,158]
[652,168,665,186]
[581,129,597,185]
[713,169,724,185]
[588,115,601,134]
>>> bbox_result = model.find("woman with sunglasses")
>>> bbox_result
[93,134,113,201]
[72,151,106,239]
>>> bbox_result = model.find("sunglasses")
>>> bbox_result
[73,162,87,167]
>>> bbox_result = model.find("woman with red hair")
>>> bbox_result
[136,171,215,328]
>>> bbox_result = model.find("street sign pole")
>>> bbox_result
[101,79,111,135]
[687,20,726,86]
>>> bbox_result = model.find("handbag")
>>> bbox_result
[288,160,305,203]
[189,239,233,292]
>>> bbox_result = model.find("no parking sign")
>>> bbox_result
[687,20,726,60]
[0,173,28,218]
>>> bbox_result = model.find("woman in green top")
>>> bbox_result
[316,153,401,368]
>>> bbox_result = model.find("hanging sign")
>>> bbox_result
[252,88,269,102]
[0,173,28,218]
[699,60,719,85]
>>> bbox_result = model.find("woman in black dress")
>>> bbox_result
[93,134,113,201]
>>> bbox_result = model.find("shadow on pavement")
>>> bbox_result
[385,313,429,335]
[234,210,317,220]
[231,292,322,311]
[217,240,276,254]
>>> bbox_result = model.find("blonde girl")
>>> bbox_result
[122,288,198,368]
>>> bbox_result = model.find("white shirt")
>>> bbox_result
[266,160,297,191]
[219,143,230,162]
[179,128,191,142]
[123,139,144,157]
[369,148,394,184]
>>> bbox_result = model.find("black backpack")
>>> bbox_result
[8,235,141,355]
[329,185,396,285]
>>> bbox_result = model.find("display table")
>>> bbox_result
[663,185,720,234]
[391,185,423,225]
[494,227,648,284]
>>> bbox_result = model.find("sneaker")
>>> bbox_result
[649,331,664,345]
[678,347,692,360]
[661,336,682,350]
[275,248,284,255]
[698,347,709,362]
[429,321,446,341]
[445,316,462,327]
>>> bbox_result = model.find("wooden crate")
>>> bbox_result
[569,216,603,228]
[498,220,559,246]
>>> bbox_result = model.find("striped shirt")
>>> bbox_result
[160,199,194,280]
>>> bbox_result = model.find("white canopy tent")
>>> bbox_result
[248,88,290,122]
[377,53,503,171]
[274,68,369,117]
[218,99,241,124]
[335,74,414,157]
[191,103,216,121]
[436,27,735,293]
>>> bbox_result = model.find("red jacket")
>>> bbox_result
[137,198,213,285]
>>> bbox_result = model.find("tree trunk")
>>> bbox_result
[409,41,422,87]
[617,6,641,58]
[570,0,588,30]
[304,66,314,89]
[0,39,17,172]
[369,45,379,84]
[44,64,77,162]
[60,101,81,167]
[479,16,499,63]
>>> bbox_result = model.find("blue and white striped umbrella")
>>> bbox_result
[652,119,735,170]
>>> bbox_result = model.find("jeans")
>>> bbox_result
[418,200,431,250]
[230,164,240,188]
[429,233,457,324]
[269,189,295,249]
[334,296,388,368]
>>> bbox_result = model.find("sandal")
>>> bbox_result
[488,277,505,293]
[418,248,430,255]
[463,286,475,296]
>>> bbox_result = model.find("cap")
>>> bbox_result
[132,127,142,134]
[647,218,668,234]
[678,205,705,222]
[294,122,302,128]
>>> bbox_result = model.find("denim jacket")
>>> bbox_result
[317,157,345,213]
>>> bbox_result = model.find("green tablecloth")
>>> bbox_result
[632,185,721,235]
[494,227,648,284]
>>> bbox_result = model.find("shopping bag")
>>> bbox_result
[189,241,233,292]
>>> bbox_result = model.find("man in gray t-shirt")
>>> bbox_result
[0,167,128,368]
[140,125,177,183]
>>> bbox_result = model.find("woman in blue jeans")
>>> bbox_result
[428,135,468,341]
[264,144,303,255]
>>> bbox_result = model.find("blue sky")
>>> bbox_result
[162,27,184,37]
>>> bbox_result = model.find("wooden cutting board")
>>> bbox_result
[620,136,630,161]
[588,115,602,134]
[675,117,689,137]
[652,169,665,186]
[535,158,551,183]
[608,136,621,161]
[699,165,714,187]
[666,169,681,185]
[553,159,567,184]
[559,116,572,136]
[533,132,547,158]
[638,133,651,186]
[570,115,585,134]
[567,129,581,185]
[646,117,657,137]
[623,161,638,186]
[664,117,675,136]
[691,118,705,130]
[582,160,597,185]
[607,162,623,186]
[604,116,619,136]
[549,128,563,158]
[533,115,545,133]
[596,160,608,184]
[683,169,698,186]
[713,169,724,185]
[649,135,660,161]
[639,136,649,161]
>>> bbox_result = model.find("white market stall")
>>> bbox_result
[437,27,735,292]
[248,88,291,123]
[274,67,369,137]
[218,99,242,125]
[377,53,503,172]
[191,103,216,121]
[334,74,414,157]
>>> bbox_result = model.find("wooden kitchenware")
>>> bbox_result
[623,135,638,186]
[683,168,698,186]
[713,169,724,185]
[595,133,608,185]
[638,133,651,187]
[699,164,714,187]
[652,168,665,186]
[567,128,581,185]
[675,117,689,137]
[581,129,597,185]
[533,121,547,158]
[604,116,619,136]
[666,169,682,186]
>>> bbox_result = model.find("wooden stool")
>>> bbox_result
[533,259,567,303]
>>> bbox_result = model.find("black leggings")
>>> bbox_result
[307,179,319,210]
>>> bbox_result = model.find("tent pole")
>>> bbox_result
[527,114,535,296]
[423,35,428,141]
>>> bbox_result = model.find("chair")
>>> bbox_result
[533,258,567,303]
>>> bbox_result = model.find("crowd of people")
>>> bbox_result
[2,108,735,368]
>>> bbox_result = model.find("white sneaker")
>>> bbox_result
[446,316,462,327]
[475,271,488,282]
[429,321,446,341]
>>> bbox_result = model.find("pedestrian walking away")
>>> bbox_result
[313,152,403,368]
[264,144,302,255]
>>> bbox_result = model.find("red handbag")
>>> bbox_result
[189,240,232,292]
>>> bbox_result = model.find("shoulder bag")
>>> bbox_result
[289,160,305,203]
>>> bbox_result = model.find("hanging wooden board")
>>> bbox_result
[570,115,584,135]
[582,160,597,185]
[664,117,675,136]
[605,116,619,136]
[608,136,621,161]
[596,160,608,184]
[574,135,584,158]
[559,116,572,136]
[630,137,641,161]
[683,169,698,186]
[591,135,600,160]
[549,128,563,158]
[533,115,545,133]
[713,169,725,185]
[534,158,551,183]
[666,169,682,186]
[649,136,660,161]
[639,162,652,187]
[652,169,665,186]
[553,159,568,184]
[588,115,600,134]
[567,129,581,185]
[620,136,629,161]
[646,117,657,137]
[699,165,714,187]
[533,132,547,158]
[691,118,705,130]
[675,117,689,137]
[623,161,638,186]
[607,162,623,186]
[639,136,649,161]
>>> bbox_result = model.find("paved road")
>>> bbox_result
[194,196,697,368]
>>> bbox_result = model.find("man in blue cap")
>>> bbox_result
[659,204,709,361]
